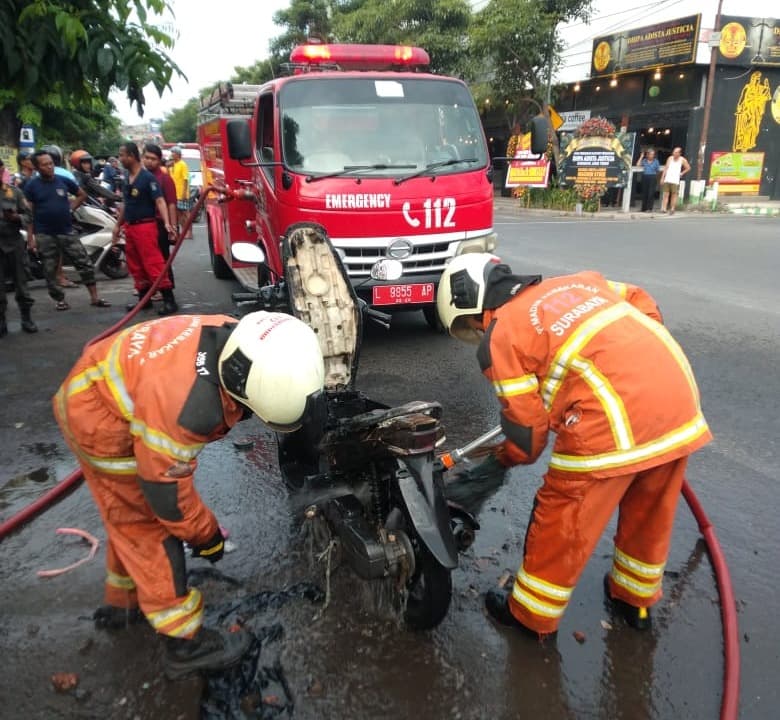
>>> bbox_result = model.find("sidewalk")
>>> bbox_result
[493,193,780,219]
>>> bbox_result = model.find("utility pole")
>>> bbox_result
[543,1,561,169]
[697,0,725,180]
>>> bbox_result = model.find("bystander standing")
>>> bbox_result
[638,149,661,212]
[660,147,691,215]
[1,159,37,336]
[169,147,192,239]
[142,143,178,290]
[23,151,111,311]
[113,142,178,315]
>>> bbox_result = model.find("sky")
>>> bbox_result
[113,0,779,125]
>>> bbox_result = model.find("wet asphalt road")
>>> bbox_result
[0,211,778,719]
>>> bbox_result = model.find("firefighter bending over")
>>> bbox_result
[54,311,324,679]
[437,254,712,641]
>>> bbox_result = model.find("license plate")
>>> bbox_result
[372,282,435,305]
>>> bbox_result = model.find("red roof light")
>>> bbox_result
[290,44,430,71]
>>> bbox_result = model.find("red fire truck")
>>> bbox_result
[198,43,496,327]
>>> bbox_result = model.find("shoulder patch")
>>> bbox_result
[177,326,231,436]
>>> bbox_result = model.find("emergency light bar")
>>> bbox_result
[289,44,430,71]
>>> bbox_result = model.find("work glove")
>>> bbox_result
[190,527,225,564]
[443,454,509,516]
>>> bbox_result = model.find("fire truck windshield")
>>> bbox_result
[280,77,488,176]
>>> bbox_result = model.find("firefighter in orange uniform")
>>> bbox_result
[437,254,712,640]
[53,311,325,678]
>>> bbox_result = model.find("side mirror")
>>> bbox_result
[232,242,266,264]
[226,119,252,160]
[370,258,403,281]
[529,116,550,156]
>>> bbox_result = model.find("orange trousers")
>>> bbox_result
[79,462,204,638]
[508,457,688,634]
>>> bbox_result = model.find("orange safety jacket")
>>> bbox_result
[53,315,246,636]
[479,270,711,477]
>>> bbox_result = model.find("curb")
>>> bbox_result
[726,207,780,216]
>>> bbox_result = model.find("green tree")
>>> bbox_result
[161,98,198,143]
[331,0,473,77]
[0,0,181,146]
[470,0,593,130]
[271,0,334,57]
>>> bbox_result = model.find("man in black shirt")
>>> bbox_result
[112,142,178,315]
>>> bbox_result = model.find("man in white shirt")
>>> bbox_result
[660,147,691,215]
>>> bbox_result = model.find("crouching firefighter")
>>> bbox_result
[53,311,325,678]
[436,254,712,641]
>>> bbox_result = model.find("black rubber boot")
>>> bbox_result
[604,573,652,630]
[126,290,153,312]
[93,605,144,630]
[163,627,252,680]
[158,288,178,316]
[20,308,38,333]
[484,588,557,643]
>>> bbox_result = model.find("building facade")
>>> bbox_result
[554,14,780,200]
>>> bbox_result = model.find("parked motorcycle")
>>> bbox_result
[231,224,479,630]
[22,196,127,281]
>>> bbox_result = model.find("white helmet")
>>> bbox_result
[219,312,325,431]
[436,253,502,344]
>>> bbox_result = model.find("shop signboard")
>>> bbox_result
[558,111,591,132]
[717,16,780,66]
[591,15,701,77]
[505,132,551,188]
[709,151,764,194]
[558,132,636,188]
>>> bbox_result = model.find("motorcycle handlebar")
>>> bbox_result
[231,292,260,303]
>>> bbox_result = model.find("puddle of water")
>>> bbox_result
[0,466,53,510]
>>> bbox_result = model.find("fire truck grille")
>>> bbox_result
[339,240,452,276]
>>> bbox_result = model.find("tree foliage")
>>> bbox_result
[330,0,473,78]
[0,0,181,145]
[470,0,593,107]
[161,98,199,143]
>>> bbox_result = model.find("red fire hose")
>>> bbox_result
[0,193,740,718]
[0,187,214,539]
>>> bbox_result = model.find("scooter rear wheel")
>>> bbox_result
[404,530,453,630]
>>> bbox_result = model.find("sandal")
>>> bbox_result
[55,300,70,311]
[91,299,111,308]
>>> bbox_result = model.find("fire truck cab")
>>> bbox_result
[199,43,496,327]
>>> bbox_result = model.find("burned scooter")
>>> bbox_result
[231,224,479,630]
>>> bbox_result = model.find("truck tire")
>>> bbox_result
[208,222,232,280]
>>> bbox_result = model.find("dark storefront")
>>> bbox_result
[554,14,780,200]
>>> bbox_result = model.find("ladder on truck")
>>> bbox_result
[198,82,261,121]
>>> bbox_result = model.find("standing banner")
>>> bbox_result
[504,132,551,188]
[559,132,636,188]
[709,151,765,194]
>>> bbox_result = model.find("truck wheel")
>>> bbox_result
[208,223,232,280]
[422,305,445,333]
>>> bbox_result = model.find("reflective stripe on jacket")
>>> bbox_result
[54,314,245,544]
[480,270,711,478]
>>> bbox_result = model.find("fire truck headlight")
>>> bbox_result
[456,233,497,255]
